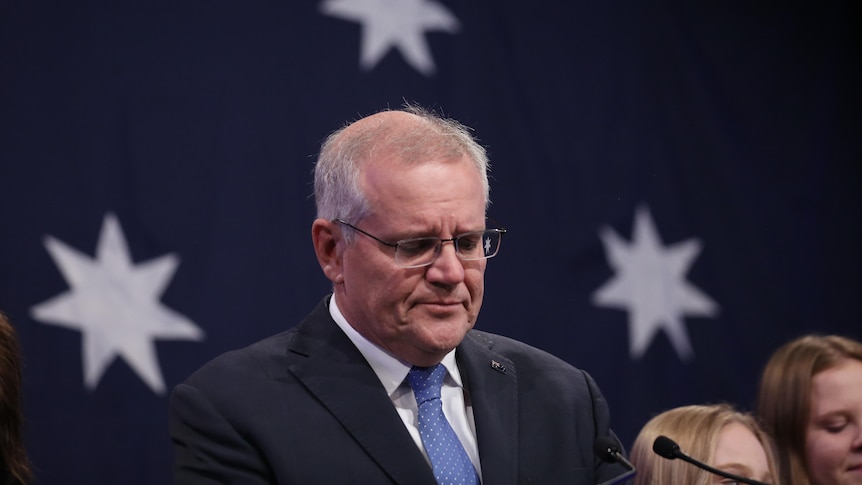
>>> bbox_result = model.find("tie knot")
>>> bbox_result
[406,364,447,403]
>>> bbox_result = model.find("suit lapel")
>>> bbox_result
[458,331,519,485]
[284,300,437,485]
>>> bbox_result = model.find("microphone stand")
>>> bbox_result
[652,435,771,485]
[595,437,636,485]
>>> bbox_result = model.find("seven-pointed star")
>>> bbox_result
[320,0,460,76]
[30,213,204,395]
[592,205,719,361]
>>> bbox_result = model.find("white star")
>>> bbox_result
[320,0,460,76]
[592,205,718,361]
[30,213,204,395]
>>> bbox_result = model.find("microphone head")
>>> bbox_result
[653,435,681,459]
[593,436,622,463]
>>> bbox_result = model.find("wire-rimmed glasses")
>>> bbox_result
[333,218,506,269]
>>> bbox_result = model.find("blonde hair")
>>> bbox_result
[630,404,777,485]
[757,334,862,485]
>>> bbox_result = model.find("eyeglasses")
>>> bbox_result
[333,218,506,269]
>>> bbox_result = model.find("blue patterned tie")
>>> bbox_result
[406,364,480,485]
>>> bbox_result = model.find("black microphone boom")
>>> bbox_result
[593,436,636,485]
[652,435,771,485]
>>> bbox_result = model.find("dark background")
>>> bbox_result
[1,1,859,483]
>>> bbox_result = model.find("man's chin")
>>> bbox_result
[417,319,472,345]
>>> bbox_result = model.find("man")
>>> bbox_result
[170,105,628,484]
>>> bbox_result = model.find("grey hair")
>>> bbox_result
[313,105,490,235]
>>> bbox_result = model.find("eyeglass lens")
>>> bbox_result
[395,230,502,268]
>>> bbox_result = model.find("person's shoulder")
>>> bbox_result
[465,329,580,372]
[464,330,609,405]
[183,328,299,383]
[182,296,332,384]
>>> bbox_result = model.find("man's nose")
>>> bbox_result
[426,240,465,283]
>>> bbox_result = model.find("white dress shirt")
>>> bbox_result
[329,295,483,479]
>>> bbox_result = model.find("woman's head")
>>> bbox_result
[757,334,862,485]
[0,312,32,484]
[631,404,777,485]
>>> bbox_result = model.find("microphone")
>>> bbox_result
[593,436,636,485]
[652,435,771,485]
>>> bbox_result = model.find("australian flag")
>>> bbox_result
[1,1,858,483]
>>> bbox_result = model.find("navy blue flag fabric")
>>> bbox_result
[1,1,859,483]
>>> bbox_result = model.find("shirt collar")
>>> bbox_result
[329,294,464,396]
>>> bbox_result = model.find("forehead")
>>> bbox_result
[712,422,769,473]
[363,156,485,221]
[810,358,862,412]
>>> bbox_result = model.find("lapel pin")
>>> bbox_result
[490,360,507,374]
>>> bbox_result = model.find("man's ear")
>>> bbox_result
[311,218,344,284]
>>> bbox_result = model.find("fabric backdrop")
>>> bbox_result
[1,1,859,483]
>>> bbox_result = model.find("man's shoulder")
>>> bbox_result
[182,329,297,384]
[180,297,333,385]
[463,329,607,407]
[464,329,581,373]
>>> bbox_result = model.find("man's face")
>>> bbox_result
[334,154,487,366]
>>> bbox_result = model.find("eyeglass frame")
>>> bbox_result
[332,218,507,269]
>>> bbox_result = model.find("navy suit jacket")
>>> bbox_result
[170,297,628,484]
